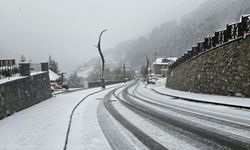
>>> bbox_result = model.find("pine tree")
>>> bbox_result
[48,55,60,74]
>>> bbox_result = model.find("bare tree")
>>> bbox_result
[122,63,126,82]
[95,29,107,89]
[145,56,149,84]
[48,55,60,74]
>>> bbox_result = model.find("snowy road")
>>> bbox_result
[0,81,250,150]
[98,80,250,150]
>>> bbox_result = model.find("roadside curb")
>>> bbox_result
[150,88,250,110]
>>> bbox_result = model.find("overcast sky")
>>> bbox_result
[0,0,205,71]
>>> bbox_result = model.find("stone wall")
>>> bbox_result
[0,64,51,119]
[166,35,250,97]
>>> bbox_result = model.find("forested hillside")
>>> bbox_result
[106,0,250,69]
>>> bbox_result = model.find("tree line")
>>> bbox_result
[106,0,250,69]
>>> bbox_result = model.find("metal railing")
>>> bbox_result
[0,61,48,80]
[0,59,19,79]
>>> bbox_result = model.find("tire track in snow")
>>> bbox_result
[133,82,250,130]
[100,84,168,150]
[63,85,122,150]
[119,82,250,150]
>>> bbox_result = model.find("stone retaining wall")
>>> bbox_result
[166,36,250,97]
[0,63,51,119]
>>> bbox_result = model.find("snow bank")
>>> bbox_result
[149,78,250,108]
[0,83,122,150]
[0,88,100,150]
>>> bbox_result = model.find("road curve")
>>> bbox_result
[98,82,168,150]
[97,81,250,150]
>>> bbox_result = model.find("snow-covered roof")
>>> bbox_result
[153,57,177,65]
[49,69,60,81]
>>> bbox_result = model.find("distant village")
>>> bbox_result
[0,55,178,93]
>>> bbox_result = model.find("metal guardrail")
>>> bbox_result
[0,59,19,79]
[169,15,250,70]
[0,61,48,80]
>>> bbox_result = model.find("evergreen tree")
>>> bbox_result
[48,55,60,74]
[107,0,250,69]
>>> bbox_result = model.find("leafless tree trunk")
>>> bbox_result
[145,56,149,84]
[95,29,107,89]
[123,63,126,83]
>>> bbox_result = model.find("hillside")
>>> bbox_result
[106,0,250,69]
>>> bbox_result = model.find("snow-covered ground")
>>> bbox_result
[0,85,119,150]
[98,81,250,149]
[133,85,250,137]
[148,78,250,108]
[67,89,115,150]
[52,88,83,95]
[1,78,249,150]
[112,91,200,150]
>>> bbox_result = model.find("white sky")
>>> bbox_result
[0,0,205,71]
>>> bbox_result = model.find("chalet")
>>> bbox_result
[152,57,177,75]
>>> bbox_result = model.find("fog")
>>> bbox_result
[0,0,205,71]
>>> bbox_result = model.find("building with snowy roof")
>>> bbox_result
[152,57,177,75]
